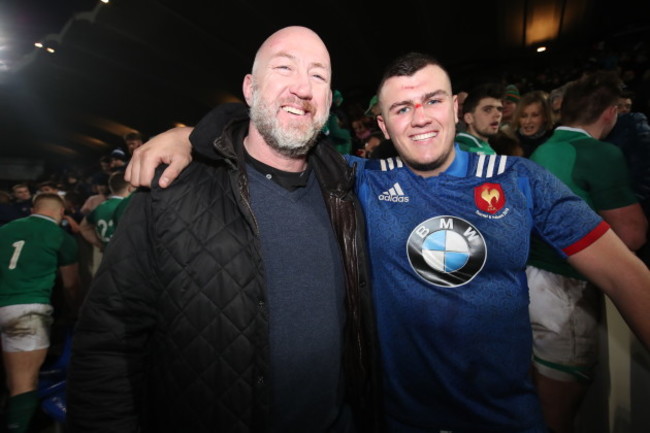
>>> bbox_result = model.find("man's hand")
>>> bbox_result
[125,127,194,188]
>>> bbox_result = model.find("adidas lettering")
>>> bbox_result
[378,182,410,202]
[378,194,410,202]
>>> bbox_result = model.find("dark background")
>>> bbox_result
[0,0,647,174]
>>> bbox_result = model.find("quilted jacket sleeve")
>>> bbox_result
[67,187,159,432]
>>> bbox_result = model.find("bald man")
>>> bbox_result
[67,26,381,433]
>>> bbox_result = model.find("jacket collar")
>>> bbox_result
[202,104,355,197]
[216,125,354,197]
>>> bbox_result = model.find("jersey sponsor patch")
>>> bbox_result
[407,216,486,287]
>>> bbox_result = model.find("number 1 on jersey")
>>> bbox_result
[8,240,26,270]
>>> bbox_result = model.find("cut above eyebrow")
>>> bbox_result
[387,90,449,112]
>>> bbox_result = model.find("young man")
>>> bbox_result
[67,26,382,433]
[454,82,504,154]
[11,184,32,218]
[528,71,648,433]
[501,83,520,130]
[126,53,650,432]
[0,193,79,433]
[615,90,633,114]
[79,171,134,250]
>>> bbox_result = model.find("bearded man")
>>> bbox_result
[67,26,383,433]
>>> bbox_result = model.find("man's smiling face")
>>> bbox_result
[377,64,458,177]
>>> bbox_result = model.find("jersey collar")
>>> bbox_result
[441,143,469,178]
[30,214,58,225]
[456,132,489,147]
[555,126,592,138]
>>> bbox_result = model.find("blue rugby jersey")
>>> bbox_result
[345,147,606,433]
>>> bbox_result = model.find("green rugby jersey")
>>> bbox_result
[455,132,496,155]
[529,127,637,278]
[86,196,125,247]
[0,214,78,306]
[112,193,133,228]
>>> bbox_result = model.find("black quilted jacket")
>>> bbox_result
[67,110,383,432]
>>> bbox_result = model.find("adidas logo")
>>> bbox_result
[378,182,410,203]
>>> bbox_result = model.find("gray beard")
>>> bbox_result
[249,88,325,158]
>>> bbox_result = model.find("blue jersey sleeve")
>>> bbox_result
[523,160,605,259]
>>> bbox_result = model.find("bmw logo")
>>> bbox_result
[407,216,487,287]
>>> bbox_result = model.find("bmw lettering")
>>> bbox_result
[407,216,487,287]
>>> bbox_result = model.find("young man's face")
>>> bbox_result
[464,97,503,141]
[501,99,517,120]
[13,187,31,201]
[243,26,332,156]
[616,97,632,114]
[377,64,458,178]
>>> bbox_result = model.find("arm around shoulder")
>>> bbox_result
[125,127,194,189]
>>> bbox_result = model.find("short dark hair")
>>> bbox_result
[620,89,635,100]
[561,71,623,125]
[376,52,449,106]
[462,83,506,116]
[108,171,130,195]
[123,131,143,142]
[12,183,29,192]
[37,180,58,190]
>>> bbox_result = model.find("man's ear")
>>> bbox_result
[463,112,473,125]
[242,74,254,106]
[377,115,390,140]
[603,104,618,123]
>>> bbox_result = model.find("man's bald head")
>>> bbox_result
[251,26,331,79]
[32,193,65,223]
[243,26,333,159]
